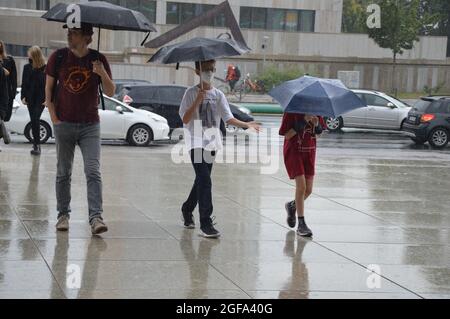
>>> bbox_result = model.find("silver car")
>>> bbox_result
[325,89,411,131]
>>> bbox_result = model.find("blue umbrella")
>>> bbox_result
[269,76,366,117]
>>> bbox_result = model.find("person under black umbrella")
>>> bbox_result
[21,46,47,156]
[178,60,260,238]
[42,1,156,236]
[148,35,259,238]
[45,23,115,236]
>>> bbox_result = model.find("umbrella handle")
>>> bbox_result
[199,62,203,91]
[97,27,105,111]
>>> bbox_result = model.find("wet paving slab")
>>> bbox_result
[0,119,449,299]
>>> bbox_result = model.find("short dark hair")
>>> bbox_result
[195,60,216,71]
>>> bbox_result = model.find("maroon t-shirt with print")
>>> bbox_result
[46,48,112,123]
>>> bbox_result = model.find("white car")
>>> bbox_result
[325,89,412,132]
[7,92,170,146]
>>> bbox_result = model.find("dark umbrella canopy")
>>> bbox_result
[269,76,367,118]
[41,1,156,32]
[148,37,250,64]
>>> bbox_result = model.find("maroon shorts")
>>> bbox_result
[284,148,316,180]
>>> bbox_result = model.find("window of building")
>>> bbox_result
[166,2,224,27]
[92,0,157,23]
[36,0,50,10]
[299,10,315,32]
[240,7,315,32]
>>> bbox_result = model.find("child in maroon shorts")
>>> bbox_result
[279,113,325,237]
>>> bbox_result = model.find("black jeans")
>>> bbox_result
[27,105,44,146]
[182,148,216,227]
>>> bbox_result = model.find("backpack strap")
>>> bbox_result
[88,49,106,110]
[51,48,69,103]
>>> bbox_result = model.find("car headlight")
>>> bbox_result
[150,115,168,123]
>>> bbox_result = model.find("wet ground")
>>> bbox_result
[0,115,449,299]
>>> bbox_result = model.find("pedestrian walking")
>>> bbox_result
[21,45,47,156]
[45,23,115,235]
[179,59,260,238]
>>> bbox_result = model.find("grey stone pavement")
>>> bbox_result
[0,115,449,299]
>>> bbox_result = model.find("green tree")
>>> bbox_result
[366,0,423,95]
[342,0,367,33]
[420,0,450,57]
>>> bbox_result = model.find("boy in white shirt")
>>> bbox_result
[179,59,260,238]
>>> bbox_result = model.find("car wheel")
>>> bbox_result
[411,137,425,145]
[127,124,153,147]
[428,128,449,149]
[24,121,51,144]
[325,117,343,132]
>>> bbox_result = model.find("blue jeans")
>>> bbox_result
[182,149,216,227]
[54,122,103,224]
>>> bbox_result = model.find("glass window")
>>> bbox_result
[413,100,432,112]
[158,87,187,105]
[180,3,195,24]
[267,9,285,31]
[427,101,450,114]
[285,10,298,32]
[36,0,50,10]
[100,98,120,111]
[240,7,252,29]
[166,2,180,24]
[364,94,390,107]
[299,10,315,32]
[98,0,156,23]
[251,8,267,29]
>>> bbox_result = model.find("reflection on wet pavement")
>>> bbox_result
[0,117,449,299]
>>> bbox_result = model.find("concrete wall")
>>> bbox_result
[12,54,450,94]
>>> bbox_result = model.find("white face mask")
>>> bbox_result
[200,71,214,84]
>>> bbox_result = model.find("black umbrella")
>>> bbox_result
[148,36,249,64]
[148,35,250,89]
[42,1,157,109]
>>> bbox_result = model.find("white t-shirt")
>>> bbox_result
[179,85,234,151]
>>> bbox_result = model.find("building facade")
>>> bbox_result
[0,0,449,92]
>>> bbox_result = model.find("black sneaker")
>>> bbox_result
[182,210,195,229]
[31,145,41,156]
[297,217,313,237]
[285,200,296,228]
[199,223,221,238]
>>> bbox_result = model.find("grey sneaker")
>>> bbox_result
[56,215,70,231]
[91,218,108,235]
[285,200,296,228]
[297,217,313,237]
[0,119,10,145]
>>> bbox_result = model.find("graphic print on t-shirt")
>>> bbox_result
[199,97,218,128]
[63,66,92,94]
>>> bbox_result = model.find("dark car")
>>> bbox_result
[117,84,254,135]
[402,96,450,148]
[114,79,152,98]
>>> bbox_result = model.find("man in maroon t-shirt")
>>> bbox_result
[45,23,115,235]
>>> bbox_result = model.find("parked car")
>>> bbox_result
[114,79,152,98]
[324,89,411,132]
[117,84,254,135]
[7,92,170,147]
[402,96,450,148]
